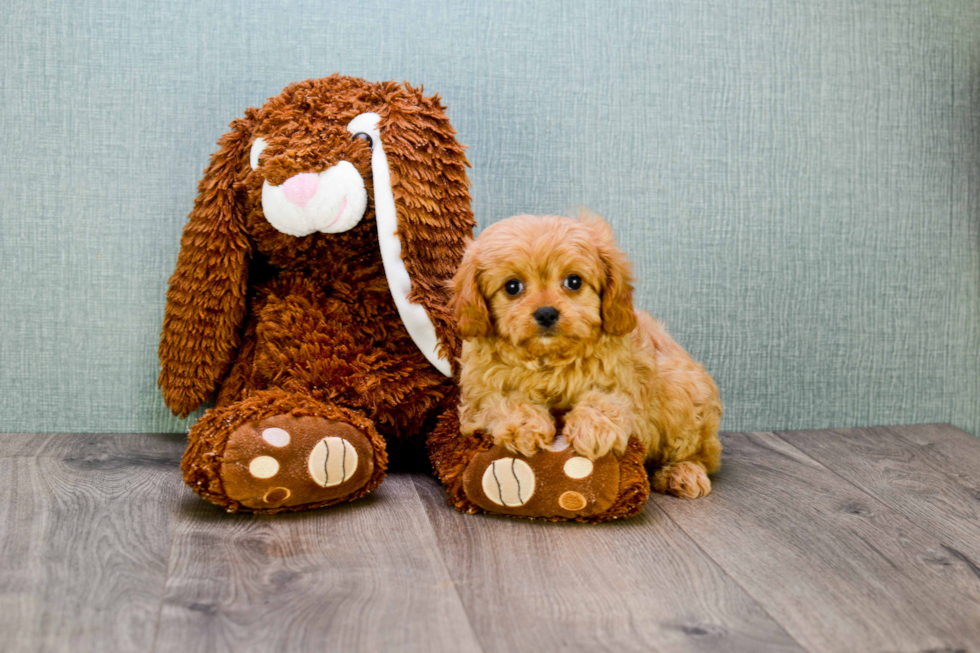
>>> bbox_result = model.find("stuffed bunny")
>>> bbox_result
[160,76,473,512]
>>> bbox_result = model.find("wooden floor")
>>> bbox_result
[2,425,979,652]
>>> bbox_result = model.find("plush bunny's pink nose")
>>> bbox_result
[281,173,319,207]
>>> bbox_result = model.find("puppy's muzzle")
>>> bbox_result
[534,306,560,329]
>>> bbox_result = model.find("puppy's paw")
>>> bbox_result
[564,405,630,461]
[491,404,556,458]
[651,461,711,499]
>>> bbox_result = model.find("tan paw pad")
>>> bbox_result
[263,487,291,503]
[261,428,290,447]
[558,491,587,511]
[546,434,570,452]
[463,441,621,519]
[248,456,280,478]
[563,456,593,479]
[482,458,535,507]
[307,437,358,488]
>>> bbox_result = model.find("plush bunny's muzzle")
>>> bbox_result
[251,138,368,237]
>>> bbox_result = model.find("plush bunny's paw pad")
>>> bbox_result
[219,415,375,510]
[462,435,621,519]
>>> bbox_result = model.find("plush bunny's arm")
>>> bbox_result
[159,118,253,417]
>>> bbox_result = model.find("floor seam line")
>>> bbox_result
[649,487,814,653]
[769,429,976,566]
[148,485,181,653]
[407,475,487,653]
[878,424,980,490]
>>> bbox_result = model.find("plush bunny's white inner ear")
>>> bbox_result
[346,113,452,377]
[250,137,268,170]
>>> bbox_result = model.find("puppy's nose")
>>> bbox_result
[534,306,560,328]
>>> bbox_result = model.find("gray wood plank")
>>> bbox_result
[156,473,481,653]
[651,431,980,653]
[0,432,186,653]
[884,423,980,486]
[774,425,980,561]
[413,475,804,653]
[0,432,67,457]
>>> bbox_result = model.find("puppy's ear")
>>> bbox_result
[450,243,492,339]
[588,217,637,337]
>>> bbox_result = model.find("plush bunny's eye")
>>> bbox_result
[504,279,524,296]
[250,137,268,171]
[563,274,583,291]
[352,132,373,149]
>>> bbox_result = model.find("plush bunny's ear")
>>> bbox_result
[159,114,255,417]
[375,84,476,369]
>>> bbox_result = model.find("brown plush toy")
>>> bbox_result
[428,421,651,523]
[162,75,648,521]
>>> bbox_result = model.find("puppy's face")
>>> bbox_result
[484,229,604,355]
[453,215,637,356]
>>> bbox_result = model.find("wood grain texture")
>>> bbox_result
[155,473,481,653]
[775,425,980,560]
[0,432,67,457]
[414,475,803,653]
[885,423,980,482]
[651,431,980,653]
[0,432,186,653]
[3,427,980,652]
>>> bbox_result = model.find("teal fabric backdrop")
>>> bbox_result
[1,0,977,435]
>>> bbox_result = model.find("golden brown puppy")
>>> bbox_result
[452,214,722,498]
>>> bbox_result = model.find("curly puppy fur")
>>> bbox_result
[452,214,722,498]
[160,76,475,511]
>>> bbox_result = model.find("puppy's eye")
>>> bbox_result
[504,279,524,296]
[352,132,374,149]
[563,274,583,291]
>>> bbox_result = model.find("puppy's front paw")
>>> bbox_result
[564,405,630,460]
[491,404,556,458]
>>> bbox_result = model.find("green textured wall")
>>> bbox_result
[1,0,977,434]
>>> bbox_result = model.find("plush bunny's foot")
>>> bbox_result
[181,390,387,514]
[219,415,376,510]
[460,435,650,522]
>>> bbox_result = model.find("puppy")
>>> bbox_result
[451,214,722,498]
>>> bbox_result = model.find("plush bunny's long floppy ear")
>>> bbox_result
[360,84,475,374]
[159,114,255,417]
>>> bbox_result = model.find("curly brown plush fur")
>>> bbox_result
[160,76,474,512]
